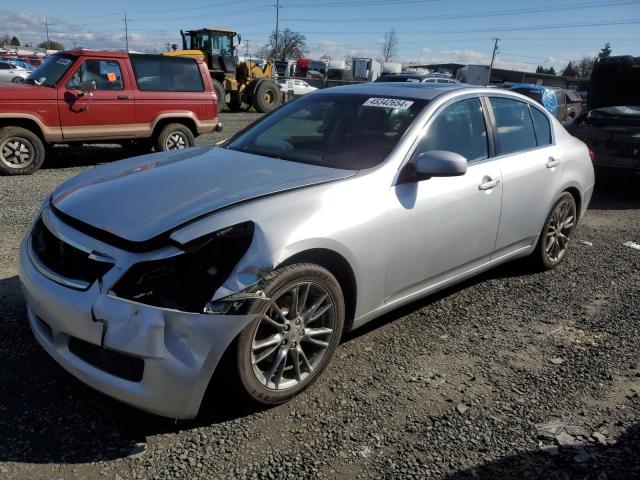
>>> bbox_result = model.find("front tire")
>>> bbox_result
[233,264,345,406]
[531,192,577,270]
[0,126,46,175]
[155,123,195,152]
[252,80,281,113]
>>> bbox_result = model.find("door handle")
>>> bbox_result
[117,95,129,100]
[546,156,561,168]
[478,176,499,190]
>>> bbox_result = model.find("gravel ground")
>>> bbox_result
[0,115,639,480]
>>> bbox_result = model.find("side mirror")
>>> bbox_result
[414,150,467,180]
[79,80,96,95]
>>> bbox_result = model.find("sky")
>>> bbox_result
[2,0,640,72]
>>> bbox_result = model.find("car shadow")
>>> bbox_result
[0,274,259,465]
[445,422,640,479]
[342,256,533,344]
[42,145,139,170]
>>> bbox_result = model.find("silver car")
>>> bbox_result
[0,61,29,83]
[19,84,595,418]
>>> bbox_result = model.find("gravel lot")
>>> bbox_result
[1,113,639,480]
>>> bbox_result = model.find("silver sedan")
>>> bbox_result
[19,83,595,418]
[0,61,30,83]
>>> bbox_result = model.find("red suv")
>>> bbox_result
[0,50,222,175]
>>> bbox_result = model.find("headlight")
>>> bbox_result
[111,222,254,313]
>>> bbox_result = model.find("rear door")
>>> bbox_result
[58,57,136,140]
[488,96,563,256]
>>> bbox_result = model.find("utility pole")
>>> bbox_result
[124,11,129,52]
[274,0,280,58]
[487,38,499,86]
[44,18,51,48]
[245,39,249,56]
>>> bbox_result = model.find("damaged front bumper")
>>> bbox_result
[19,232,259,419]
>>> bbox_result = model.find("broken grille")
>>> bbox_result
[30,218,113,289]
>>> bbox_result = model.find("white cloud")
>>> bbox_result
[0,10,175,52]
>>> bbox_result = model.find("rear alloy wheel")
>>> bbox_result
[533,192,577,270]
[233,264,345,405]
[0,127,46,175]
[155,123,195,152]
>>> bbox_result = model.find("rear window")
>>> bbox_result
[130,54,204,92]
[489,97,538,155]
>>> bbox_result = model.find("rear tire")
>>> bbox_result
[530,192,577,270]
[252,80,281,113]
[212,79,226,113]
[232,263,345,406]
[155,123,195,152]
[0,126,46,175]
[11,77,25,83]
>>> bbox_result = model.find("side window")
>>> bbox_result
[0,63,11,70]
[414,98,488,163]
[489,97,537,155]
[67,60,124,90]
[130,55,204,92]
[530,106,552,146]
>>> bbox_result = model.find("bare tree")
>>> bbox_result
[268,28,308,61]
[381,28,398,63]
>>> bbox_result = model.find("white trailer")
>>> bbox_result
[382,62,402,74]
[456,64,490,85]
[352,58,382,82]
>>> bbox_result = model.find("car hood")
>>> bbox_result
[51,147,356,244]
[0,82,57,101]
[588,56,640,111]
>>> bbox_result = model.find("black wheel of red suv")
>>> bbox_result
[0,127,46,175]
[155,123,195,152]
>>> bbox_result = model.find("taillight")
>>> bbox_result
[588,148,596,162]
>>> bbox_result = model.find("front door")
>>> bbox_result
[58,57,136,141]
[386,97,503,301]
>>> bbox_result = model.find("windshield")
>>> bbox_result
[226,93,427,170]
[26,54,76,87]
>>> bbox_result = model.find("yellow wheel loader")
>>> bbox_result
[166,28,281,113]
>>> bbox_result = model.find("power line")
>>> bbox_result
[487,38,499,86]
[123,11,130,52]
[274,0,280,54]
[283,18,640,35]
[280,0,640,22]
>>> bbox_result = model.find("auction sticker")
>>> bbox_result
[363,98,414,109]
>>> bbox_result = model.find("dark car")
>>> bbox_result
[375,73,428,83]
[568,55,640,174]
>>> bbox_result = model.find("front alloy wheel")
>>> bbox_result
[233,264,345,405]
[252,281,336,390]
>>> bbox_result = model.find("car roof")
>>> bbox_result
[61,49,130,58]
[318,82,473,101]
